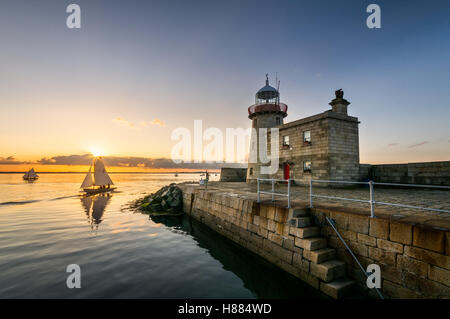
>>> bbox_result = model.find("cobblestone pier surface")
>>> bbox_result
[201,181,450,230]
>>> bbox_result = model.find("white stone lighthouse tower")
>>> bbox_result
[246,75,288,183]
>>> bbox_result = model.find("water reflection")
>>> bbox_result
[80,193,112,230]
[146,214,326,299]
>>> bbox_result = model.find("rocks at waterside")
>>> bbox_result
[139,184,183,215]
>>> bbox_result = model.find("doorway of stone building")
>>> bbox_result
[283,163,290,180]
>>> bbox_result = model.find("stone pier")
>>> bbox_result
[178,182,450,299]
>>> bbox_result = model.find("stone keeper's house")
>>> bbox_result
[246,76,360,184]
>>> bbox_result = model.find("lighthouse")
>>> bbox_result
[246,74,288,183]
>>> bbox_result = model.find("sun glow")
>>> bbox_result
[90,147,105,157]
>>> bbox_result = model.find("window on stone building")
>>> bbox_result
[276,117,281,126]
[303,160,312,173]
[303,130,311,145]
[249,168,253,175]
[282,135,290,147]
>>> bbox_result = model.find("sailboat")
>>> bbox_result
[23,168,39,181]
[174,171,178,177]
[81,157,116,194]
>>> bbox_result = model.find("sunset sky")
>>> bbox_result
[0,0,449,171]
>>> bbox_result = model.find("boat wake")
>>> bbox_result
[48,195,79,201]
[0,200,41,206]
[0,195,80,206]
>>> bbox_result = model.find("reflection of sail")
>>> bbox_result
[80,193,112,228]
[91,195,111,224]
[80,196,93,216]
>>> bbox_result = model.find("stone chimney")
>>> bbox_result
[329,89,350,115]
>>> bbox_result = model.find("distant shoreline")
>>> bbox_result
[0,171,220,174]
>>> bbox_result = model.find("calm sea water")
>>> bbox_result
[0,173,324,299]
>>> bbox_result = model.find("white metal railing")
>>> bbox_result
[325,216,384,299]
[309,179,450,218]
[254,177,450,217]
[257,178,291,208]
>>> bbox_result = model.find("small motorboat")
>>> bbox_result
[23,168,39,181]
[81,157,116,194]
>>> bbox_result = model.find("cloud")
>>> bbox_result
[113,117,166,129]
[387,143,398,147]
[408,141,429,148]
[35,154,221,169]
[37,154,93,165]
[112,117,138,129]
[150,118,166,127]
[0,156,30,165]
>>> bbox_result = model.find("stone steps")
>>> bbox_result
[289,226,320,238]
[288,216,311,228]
[310,260,346,282]
[303,247,336,264]
[289,208,355,298]
[320,278,355,299]
[294,237,328,250]
[288,208,310,218]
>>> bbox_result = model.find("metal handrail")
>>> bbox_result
[325,216,384,299]
[257,178,291,208]
[255,177,449,217]
[372,182,450,189]
[308,179,450,218]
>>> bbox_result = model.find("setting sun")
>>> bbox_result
[90,147,105,157]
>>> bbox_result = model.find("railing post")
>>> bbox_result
[271,178,275,202]
[309,179,313,208]
[287,179,291,208]
[369,180,375,218]
[257,178,260,203]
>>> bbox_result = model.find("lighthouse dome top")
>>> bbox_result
[255,74,279,102]
[248,74,287,119]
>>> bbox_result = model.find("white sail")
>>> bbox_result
[93,157,113,186]
[81,166,94,188]
[24,168,38,179]
[28,168,38,178]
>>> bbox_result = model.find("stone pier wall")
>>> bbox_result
[219,167,247,182]
[179,184,449,299]
[359,161,450,185]
[310,208,449,298]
